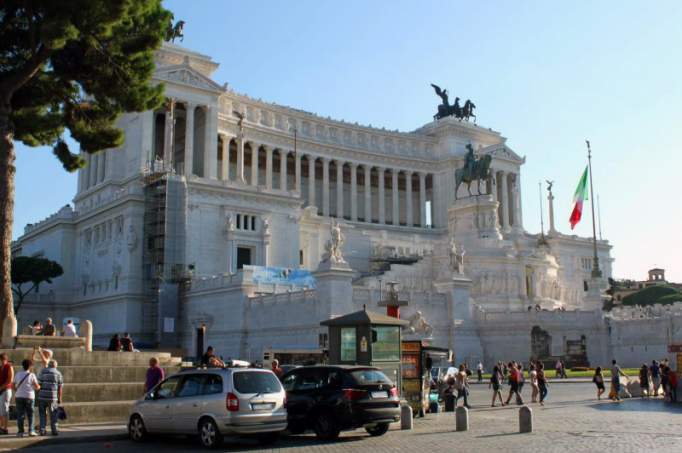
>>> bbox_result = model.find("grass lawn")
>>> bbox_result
[479,368,639,380]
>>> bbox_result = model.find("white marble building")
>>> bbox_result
[15,43,676,368]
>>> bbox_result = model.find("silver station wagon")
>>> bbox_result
[128,366,287,449]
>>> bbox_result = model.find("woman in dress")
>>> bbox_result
[529,363,539,403]
[592,366,606,400]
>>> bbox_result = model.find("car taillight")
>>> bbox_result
[343,388,366,401]
[226,392,239,412]
[389,387,399,398]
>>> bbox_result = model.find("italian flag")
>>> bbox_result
[569,166,589,229]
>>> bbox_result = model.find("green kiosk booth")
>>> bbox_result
[321,308,408,389]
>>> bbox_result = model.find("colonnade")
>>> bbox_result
[78,151,108,192]
[489,170,521,231]
[218,136,435,228]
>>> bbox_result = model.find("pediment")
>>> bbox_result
[154,64,224,94]
[483,144,525,163]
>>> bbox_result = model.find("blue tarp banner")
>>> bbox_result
[249,266,316,289]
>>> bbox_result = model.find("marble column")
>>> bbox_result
[251,144,259,186]
[295,153,301,192]
[364,165,372,222]
[511,174,522,230]
[378,167,385,224]
[163,101,174,169]
[97,151,106,182]
[307,156,316,206]
[419,172,426,227]
[336,161,344,218]
[77,153,86,192]
[220,135,230,181]
[265,146,273,189]
[82,154,91,190]
[406,171,413,227]
[184,103,195,177]
[391,170,399,226]
[204,106,218,179]
[89,153,98,187]
[236,135,245,183]
[279,150,287,190]
[322,158,330,217]
[500,171,510,231]
[350,163,358,222]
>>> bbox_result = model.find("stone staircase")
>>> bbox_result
[2,348,182,425]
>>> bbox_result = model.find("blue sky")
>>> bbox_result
[12,0,682,281]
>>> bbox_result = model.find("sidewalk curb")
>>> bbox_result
[0,431,127,450]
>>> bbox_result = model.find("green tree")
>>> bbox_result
[0,1,171,334]
[11,255,63,314]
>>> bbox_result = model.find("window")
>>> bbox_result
[340,327,357,362]
[237,247,252,269]
[233,371,282,394]
[350,369,393,386]
[203,374,223,395]
[291,369,328,391]
[154,375,181,399]
[177,375,204,398]
[371,326,400,361]
[282,373,297,392]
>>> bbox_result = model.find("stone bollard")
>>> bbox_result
[81,320,93,352]
[400,403,413,430]
[1,314,17,348]
[455,406,469,431]
[519,405,533,433]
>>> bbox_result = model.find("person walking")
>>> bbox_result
[144,358,165,393]
[477,362,483,383]
[489,365,505,407]
[454,364,470,408]
[37,360,63,436]
[0,353,14,435]
[529,363,539,403]
[650,360,661,397]
[667,366,678,402]
[505,362,523,405]
[610,359,627,402]
[13,359,40,437]
[592,367,606,400]
[639,364,650,397]
[537,362,548,406]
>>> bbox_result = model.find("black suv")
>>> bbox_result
[281,365,401,440]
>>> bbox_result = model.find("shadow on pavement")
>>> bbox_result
[589,398,682,413]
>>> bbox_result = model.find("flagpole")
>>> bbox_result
[586,140,601,278]
[597,194,603,241]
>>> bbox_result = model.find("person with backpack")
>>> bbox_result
[489,365,505,407]
[37,360,63,436]
[13,359,40,437]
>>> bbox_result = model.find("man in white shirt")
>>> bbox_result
[13,359,40,437]
[62,320,78,338]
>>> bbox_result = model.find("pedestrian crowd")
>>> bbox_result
[0,347,64,438]
[596,358,678,402]
[107,332,136,352]
[26,318,77,338]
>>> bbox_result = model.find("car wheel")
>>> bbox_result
[198,418,223,449]
[313,413,340,441]
[365,422,390,437]
[257,432,280,445]
[128,415,148,442]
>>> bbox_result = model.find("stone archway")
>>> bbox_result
[530,325,551,360]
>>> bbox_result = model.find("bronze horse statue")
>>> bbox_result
[431,84,477,122]
[166,15,185,43]
[455,154,492,198]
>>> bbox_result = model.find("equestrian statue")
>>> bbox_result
[166,14,185,43]
[454,144,492,198]
[431,83,476,122]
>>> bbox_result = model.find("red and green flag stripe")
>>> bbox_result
[569,166,589,229]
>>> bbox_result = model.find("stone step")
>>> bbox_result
[61,382,144,403]
[1,349,181,367]
[12,365,182,383]
[60,400,133,425]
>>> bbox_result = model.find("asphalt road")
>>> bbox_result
[24,382,682,453]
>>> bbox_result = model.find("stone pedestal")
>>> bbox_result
[519,406,533,433]
[583,277,604,310]
[448,195,502,242]
[434,275,484,365]
[455,406,469,431]
[315,260,354,319]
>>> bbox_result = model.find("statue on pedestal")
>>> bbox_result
[322,220,346,264]
[405,311,434,338]
[450,240,465,275]
[454,144,492,198]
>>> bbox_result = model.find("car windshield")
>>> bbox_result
[350,369,393,385]
[233,371,282,394]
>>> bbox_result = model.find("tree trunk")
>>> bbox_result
[0,99,16,339]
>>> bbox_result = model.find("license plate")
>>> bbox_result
[371,391,388,399]
[251,403,275,411]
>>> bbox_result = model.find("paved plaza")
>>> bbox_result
[19,383,682,453]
